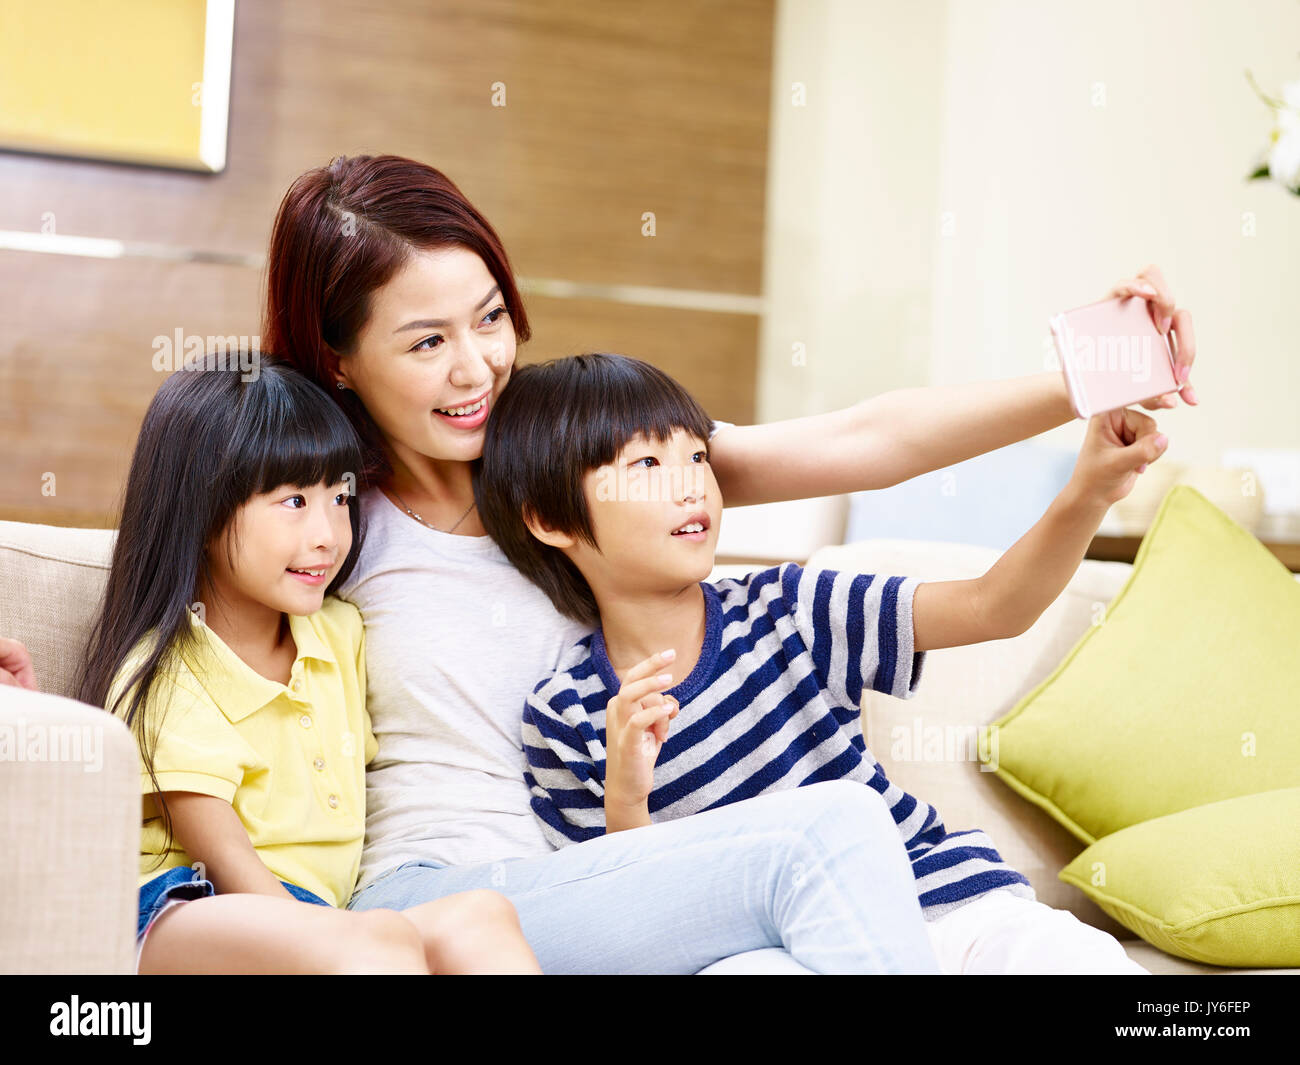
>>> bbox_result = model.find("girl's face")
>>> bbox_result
[204,480,353,620]
[339,245,516,468]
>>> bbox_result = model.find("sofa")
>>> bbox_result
[1,514,1294,974]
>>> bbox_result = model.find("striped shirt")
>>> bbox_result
[522,562,1035,920]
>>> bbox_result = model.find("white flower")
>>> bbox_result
[1269,127,1300,191]
[1279,81,1300,135]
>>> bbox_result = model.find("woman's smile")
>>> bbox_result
[433,388,491,429]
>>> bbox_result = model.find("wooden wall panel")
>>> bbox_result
[0,251,263,527]
[520,296,758,425]
[0,0,773,291]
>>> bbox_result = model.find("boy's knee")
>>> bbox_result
[798,780,895,835]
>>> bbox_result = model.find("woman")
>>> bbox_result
[254,154,1195,972]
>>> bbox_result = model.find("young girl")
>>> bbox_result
[77,355,541,974]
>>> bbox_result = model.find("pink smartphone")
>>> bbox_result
[1049,295,1178,419]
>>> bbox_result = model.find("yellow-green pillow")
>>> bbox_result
[984,485,1300,844]
[1060,788,1300,967]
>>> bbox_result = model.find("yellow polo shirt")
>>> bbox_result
[108,596,378,908]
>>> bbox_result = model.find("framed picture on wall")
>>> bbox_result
[0,0,235,173]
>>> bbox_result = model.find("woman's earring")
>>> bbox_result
[336,381,346,391]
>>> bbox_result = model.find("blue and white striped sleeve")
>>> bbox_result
[779,561,926,707]
[521,682,609,849]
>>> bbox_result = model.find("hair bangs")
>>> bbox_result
[234,367,364,497]
[564,355,715,473]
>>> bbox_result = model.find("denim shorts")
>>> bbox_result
[136,865,330,970]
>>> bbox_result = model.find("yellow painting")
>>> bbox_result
[0,0,233,172]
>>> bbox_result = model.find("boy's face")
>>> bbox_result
[569,427,723,600]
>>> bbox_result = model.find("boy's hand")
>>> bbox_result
[1069,407,1169,509]
[604,650,679,823]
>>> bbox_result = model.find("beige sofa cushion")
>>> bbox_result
[0,521,115,700]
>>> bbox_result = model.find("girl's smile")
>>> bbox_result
[286,567,331,586]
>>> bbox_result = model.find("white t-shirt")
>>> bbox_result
[337,421,730,891]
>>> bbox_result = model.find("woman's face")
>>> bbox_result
[339,245,516,469]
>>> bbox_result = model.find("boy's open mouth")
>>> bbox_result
[671,512,710,539]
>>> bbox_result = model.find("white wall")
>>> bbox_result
[758,0,949,418]
[762,0,1300,474]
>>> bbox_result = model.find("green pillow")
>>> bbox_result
[983,484,1300,844]
[1060,788,1300,967]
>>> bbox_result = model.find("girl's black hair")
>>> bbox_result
[475,352,714,628]
[76,353,366,868]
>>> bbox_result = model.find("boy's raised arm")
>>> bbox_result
[912,408,1168,652]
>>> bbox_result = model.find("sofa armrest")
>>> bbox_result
[0,685,140,973]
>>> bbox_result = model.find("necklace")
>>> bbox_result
[388,488,476,535]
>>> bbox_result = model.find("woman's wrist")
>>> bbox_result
[1035,369,1077,429]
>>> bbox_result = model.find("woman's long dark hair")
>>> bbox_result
[77,354,366,866]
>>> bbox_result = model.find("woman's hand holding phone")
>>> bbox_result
[1106,265,1198,410]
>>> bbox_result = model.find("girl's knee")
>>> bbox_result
[345,908,426,973]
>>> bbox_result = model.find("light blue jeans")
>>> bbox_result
[348,780,940,974]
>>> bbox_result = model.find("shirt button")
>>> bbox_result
[291,678,302,692]
[327,794,339,809]
[313,757,325,771]
[299,714,312,729]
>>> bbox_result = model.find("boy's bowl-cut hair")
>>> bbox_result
[476,352,715,629]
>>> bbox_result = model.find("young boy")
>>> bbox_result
[477,352,1162,975]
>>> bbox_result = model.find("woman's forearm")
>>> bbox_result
[709,370,1076,507]
[861,371,1076,489]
